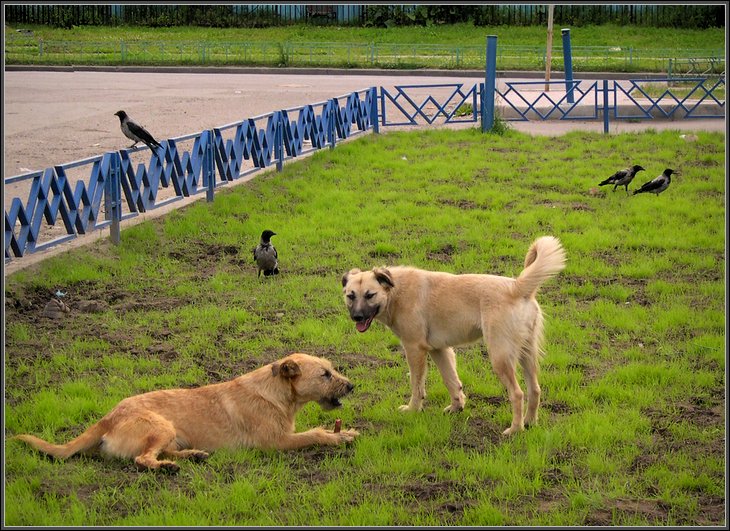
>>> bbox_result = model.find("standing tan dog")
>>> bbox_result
[342,236,566,435]
[12,353,359,471]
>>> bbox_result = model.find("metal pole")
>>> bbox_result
[561,28,574,104]
[275,113,284,172]
[329,100,337,150]
[545,5,554,92]
[370,86,380,134]
[206,131,216,200]
[603,79,609,134]
[106,152,121,245]
[482,35,497,133]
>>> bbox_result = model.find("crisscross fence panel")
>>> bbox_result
[380,83,480,126]
[612,77,726,119]
[497,80,601,121]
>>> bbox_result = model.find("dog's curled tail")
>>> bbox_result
[12,421,107,459]
[513,236,566,299]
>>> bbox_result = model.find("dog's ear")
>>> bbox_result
[341,268,361,287]
[271,359,301,379]
[372,267,394,289]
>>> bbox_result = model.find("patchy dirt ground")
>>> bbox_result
[4,265,725,525]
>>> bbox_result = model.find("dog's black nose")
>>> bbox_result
[346,382,355,392]
[352,314,364,322]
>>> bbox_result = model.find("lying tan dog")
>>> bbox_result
[13,353,359,471]
[342,236,566,435]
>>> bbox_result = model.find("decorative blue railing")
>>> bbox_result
[613,77,726,119]
[4,78,725,262]
[380,83,480,126]
[497,80,601,121]
[5,88,376,261]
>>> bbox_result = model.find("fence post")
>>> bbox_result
[329,99,337,150]
[105,151,122,245]
[206,130,216,201]
[370,86,380,134]
[561,28,575,104]
[482,35,498,133]
[603,79,608,134]
[275,112,284,172]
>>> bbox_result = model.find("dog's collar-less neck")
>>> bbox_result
[378,287,398,325]
[278,376,304,415]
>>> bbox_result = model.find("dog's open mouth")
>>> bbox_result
[318,396,343,411]
[355,312,377,333]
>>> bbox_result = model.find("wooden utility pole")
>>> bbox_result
[545,4,555,91]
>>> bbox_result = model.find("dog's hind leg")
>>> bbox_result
[487,338,525,435]
[521,308,544,427]
[133,422,181,472]
[429,348,466,413]
[519,346,541,427]
[162,448,210,462]
[104,411,181,472]
[398,342,428,412]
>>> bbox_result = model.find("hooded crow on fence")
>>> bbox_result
[599,164,645,194]
[114,110,162,151]
[253,230,280,278]
[633,168,676,196]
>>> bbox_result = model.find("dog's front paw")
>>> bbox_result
[443,403,464,413]
[334,429,359,444]
[398,403,422,412]
[501,424,524,436]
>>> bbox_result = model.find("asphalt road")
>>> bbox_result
[3,69,479,179]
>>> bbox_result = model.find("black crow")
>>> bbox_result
[253,230,279,277]
[114,110,162,151]
[599,164,645,194]
[633,168,676,196]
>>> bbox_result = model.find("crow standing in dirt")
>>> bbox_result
[114,110,162,151]
[633,168,676,196]
[598,164,645,194]
[253,230,280,277]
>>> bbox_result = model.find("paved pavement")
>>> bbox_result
[3,67,725,275]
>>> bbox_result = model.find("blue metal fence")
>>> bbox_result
[380,83,480,126]
[4,79,725,262]
[5,88,376,261]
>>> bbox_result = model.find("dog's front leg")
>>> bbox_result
[429,348,466,413]
[398,343,428,412]
[273,428,359,450]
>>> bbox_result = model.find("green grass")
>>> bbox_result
[4,127,725,526]
[4,23,724,71]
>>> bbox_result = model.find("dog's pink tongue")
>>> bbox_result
[356,321,369,333]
